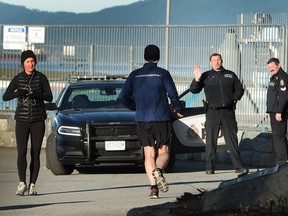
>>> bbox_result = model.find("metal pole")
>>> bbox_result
[165,0,170,70]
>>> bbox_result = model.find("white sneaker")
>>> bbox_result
[29,183,37,195]
[16,182,27,196]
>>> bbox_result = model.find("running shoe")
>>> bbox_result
[29,183,37,195]
[152,168,169,192]
[149,187,159,199]
[16,182,27,196]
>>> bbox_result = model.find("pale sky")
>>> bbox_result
[0,0,140,13]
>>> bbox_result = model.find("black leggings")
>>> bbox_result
[15,121,45,184]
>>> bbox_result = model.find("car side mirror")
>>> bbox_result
[45,102,58,110]
[180,100,186,109]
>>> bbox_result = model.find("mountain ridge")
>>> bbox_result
[1,0,288,25]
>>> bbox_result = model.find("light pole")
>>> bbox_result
[165,0,170,70]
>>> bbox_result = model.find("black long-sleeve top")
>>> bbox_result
[3,70,53,122]
[267,68,288,114]
[190,67,244,108]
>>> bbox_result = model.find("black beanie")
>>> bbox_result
[21,50,37,65]
[144,44,160,62]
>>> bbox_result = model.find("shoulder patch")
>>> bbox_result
[280,79,287,91]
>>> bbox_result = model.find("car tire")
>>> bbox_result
[46,133,75,175]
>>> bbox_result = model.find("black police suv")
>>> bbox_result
[45,75,206,175]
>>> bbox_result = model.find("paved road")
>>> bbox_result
[0,148,256,216]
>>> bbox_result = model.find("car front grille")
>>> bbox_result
[95,126,137,137]
[88,122,138,140]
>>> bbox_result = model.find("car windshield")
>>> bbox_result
[60,84,126,110]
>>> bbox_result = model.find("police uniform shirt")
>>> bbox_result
[267,68,288,114]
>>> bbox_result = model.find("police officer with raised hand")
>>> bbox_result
[190,53,248,175]
[266,57,288,165]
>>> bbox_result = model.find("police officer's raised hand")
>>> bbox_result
[193,64,202,82]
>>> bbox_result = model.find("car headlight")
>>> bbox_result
[58,126,81,136]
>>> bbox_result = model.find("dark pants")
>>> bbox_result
[205,108,243,170]
[15,120,45,184]
[269,113,288,165]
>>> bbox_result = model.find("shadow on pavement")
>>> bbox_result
[73,159,235,175]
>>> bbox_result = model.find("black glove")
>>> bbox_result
[17,88,29,97]
[27,91,44,100]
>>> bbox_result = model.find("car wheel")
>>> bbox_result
[46,134,75,175]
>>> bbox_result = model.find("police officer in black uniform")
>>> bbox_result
[267,57,288,165]
[190,53,248,174]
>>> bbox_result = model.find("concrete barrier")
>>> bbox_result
[0,117,16,148]
[178,131,276,168]
[0,117,48,148]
